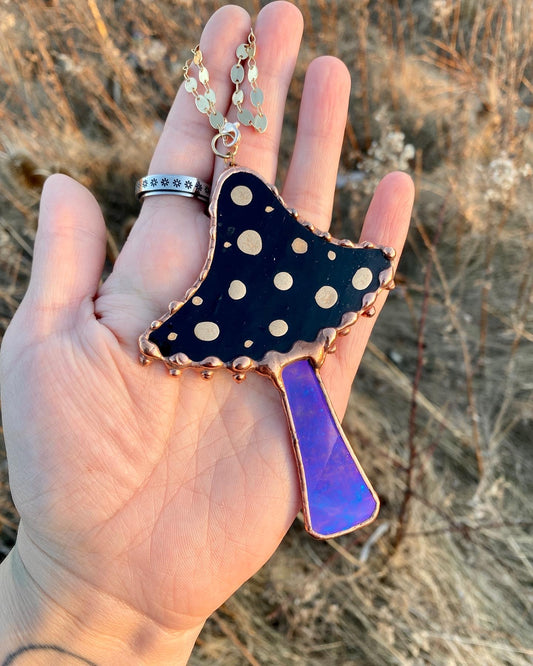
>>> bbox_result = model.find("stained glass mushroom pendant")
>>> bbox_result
[139,168,396,539]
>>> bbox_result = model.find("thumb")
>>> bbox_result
[25,174,108,327]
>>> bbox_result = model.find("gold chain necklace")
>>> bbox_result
[183,29,267,164]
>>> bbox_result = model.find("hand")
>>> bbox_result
[0,2,413,662]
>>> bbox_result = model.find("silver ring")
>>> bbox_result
[135,174,211,203]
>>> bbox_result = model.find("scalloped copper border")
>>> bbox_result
[138,166,396,386]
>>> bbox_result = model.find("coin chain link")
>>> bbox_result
[183,29,267,136]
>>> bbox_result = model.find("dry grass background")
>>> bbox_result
[0,0,532,664]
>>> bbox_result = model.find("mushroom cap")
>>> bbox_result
[141,168,393,370]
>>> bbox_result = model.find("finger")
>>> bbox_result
[96,3,303,350]
[146,4,251,184]
[323,171,415,416]
[282,56,351,229]
[97,7,253,337]
[212,1,304,184]
[25,174,107,330]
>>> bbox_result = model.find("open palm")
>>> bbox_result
[0,2,413,637]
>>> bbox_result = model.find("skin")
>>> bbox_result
[0,3,414,663]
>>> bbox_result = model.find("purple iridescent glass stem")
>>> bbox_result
[281,359,379,538]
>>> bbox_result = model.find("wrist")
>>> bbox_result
[0,529,204,665]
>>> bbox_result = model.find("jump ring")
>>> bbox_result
[211,121,241,161]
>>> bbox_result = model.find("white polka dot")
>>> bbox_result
[244,339,253,348]
[228,280,247,300]
[224,241,232,248]
[167,332,177,341]
[269,319,288,337]
[194,321,220,341]
[328,250,336,260]
[292,238,308,254]
[352,267,373,290]
[315,286,338,309]
[265,205,274,213]
[231,185,253,206]
[237,229,262,255]
[192,296,203,306]
[273,272,293,290]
